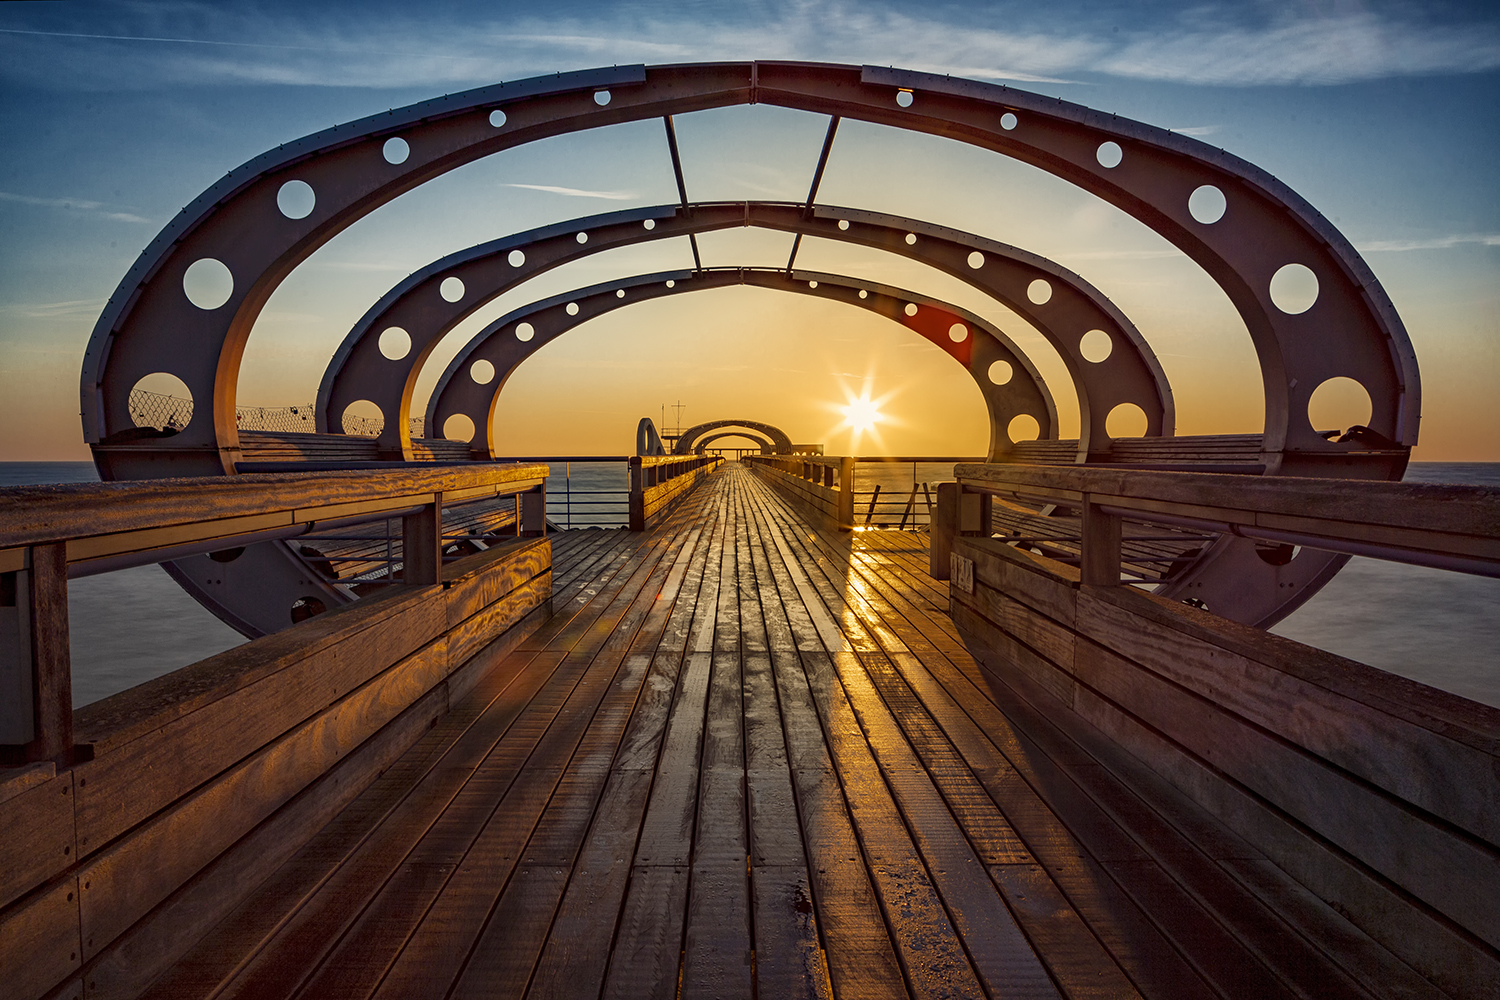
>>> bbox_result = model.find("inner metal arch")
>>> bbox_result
[690,430,778,455]
[428,267,1056,461]
[319,200,1170,461]
[82,61,1415,483]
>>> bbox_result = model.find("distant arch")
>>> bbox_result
[675,421,792,455]
[694,431,775,454]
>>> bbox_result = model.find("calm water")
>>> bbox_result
[3,460,1496,709]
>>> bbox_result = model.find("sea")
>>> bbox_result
[3,460,1496,711]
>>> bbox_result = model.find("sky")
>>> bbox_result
[0,0,1497,460]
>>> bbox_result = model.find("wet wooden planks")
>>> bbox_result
[139,463,1392,999]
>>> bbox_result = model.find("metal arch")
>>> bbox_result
[674,422,793,455]
[80,60,1415,483]
[318,199,1170,461]
[427,267,1056,461]
[692,430,776,455]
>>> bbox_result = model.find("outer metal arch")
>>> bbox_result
[83,62,1414,479]
[320,199,1168,460]
[675,422,793,455]
[427,267,1054,461]
[692,431,776,454]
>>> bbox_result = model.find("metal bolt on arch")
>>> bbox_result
[81,61,1418,636]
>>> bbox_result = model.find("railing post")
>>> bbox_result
[1,544,74,761]
[1081,495,1122,586]
[931,483,958,579]
[628,456,645,532]
[838,457,855,531]
[402,493,443,586]
[520,484,546,537]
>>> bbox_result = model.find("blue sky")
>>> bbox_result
[1,0,1497,458]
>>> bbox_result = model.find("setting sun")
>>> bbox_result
[841,396,885,433]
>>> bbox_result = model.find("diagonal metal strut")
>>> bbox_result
[787,115,841,271]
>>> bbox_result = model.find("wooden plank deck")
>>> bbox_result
[140,462,1414,999]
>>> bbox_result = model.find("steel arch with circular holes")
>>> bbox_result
[692,430,777,455]
[426,268,1055,461]
[82,60,1419,633]
[319,200,1170,461]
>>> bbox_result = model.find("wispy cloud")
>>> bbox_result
[503,183,636,200]
[3,298,106,319]
[3,2,1494,91]
[0,191,148,223]
[1169,125,1220,136]
[1357,234,1500,252]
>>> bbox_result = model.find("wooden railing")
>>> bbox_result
[936,463,1500,990]
[743,455,855,529]
[628,454,724,531]
[0,466,553,1000]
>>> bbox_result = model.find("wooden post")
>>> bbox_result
[931,483,958,578]
[1081,496,1122,586]
[27,543,72,762]
[628,457,645,532]
[402,494,443,586]
[838,457,855,531]
[520,485,546,537]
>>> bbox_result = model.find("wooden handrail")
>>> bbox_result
[952,463,1500,580]
[0,464,548,575]
[0,464,547,759]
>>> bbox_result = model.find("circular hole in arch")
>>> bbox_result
[1189,184,1227,224]
[1270,263,1319,314]
[1080,329,1112,363]
[858,289,867,299]
[1307,376,1372,436]
[616,289,625,299]
[967,251,984,269]
[489,108,507,128]
[593,89,611,106]
[276,179,315,219]
[642,219,656,231]
[128,372,195,430]
[440,276,465,302]
[378,326,411,360]
[1000,112,1018,130]
[808,280,818,289]
[442,413,476,443]
[895,89,914,108]
[904,303,919,317]
[1007,414,1041,443]
[507,249,526,267]
[948,323,968,343]
[1106,402,1149,438]
[290,597,327,624]
[470,359,495,384]
[988,360,1013,385]
[341,399,384,437]
[576,231,588,244]
[515,322,535,342]
[1096,141,1123,168]
[1027,278,1052,305]
[904,233,917,245]
[182,258,233,310]
[1255,542,1300,566]
[382,137,409,164]
[565,302,580,316]
[838,219,850,231]
[666,279,676,288]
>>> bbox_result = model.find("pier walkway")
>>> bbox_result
[132,462,1420,1000]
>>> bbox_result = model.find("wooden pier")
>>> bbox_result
[3,462,1499,999]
